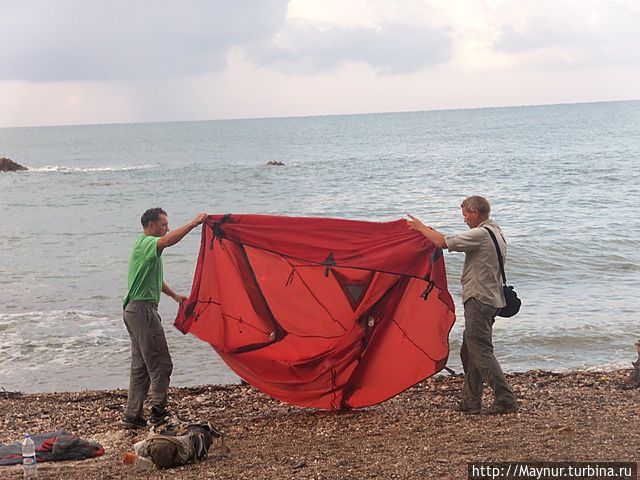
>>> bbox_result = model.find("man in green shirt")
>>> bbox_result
[122,207,207,428]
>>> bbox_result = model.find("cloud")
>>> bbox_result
[1,0,639,128]
[493,2,640,68]
[246,20,452,75]
[494,18,609,57]
[0,0,288,82]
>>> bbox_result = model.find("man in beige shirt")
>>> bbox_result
[407,195,518,415]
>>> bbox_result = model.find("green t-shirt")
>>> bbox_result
[123,234,163,307]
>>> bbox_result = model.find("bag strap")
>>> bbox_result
[484,227,507,285]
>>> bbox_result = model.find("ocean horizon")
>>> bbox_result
[2,98,637,130]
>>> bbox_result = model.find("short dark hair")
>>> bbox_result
[141,207,167,227]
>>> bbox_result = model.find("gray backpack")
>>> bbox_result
[139,420,227,469]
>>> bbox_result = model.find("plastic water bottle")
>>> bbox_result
[21,434,37,479]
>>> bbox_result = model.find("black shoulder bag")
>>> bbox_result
[484,227,521,318]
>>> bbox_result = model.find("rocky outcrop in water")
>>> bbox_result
[267,161,285,166]
[0,157,28,172]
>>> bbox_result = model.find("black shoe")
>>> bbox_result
[483,403,519,415]
[121,415,147,429]
[620,369,639,390]
[147,406,168,426]
[455,402,480,415]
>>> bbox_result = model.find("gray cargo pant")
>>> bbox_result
[123,300,173,419]
[460,298,516,409]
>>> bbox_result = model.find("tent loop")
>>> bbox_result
[322,252,337,277]
[420,281,435,300]
[210,214,232,249]
[285,269,295,286]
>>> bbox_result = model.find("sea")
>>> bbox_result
[1,100,639,393]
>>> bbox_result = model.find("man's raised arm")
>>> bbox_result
[157,213,207,252]
[406,214,447,249]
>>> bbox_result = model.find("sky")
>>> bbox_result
[1,0,639,128]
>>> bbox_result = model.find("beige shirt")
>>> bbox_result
[444,219,506,308]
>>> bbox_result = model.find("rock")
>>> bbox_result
[0,157,28,172]
[292,460,307,470]
[266,161,285,166]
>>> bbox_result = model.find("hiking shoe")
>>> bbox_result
[620,378,640,390]
[454,402,481,415]
[620,368,639,390]
[483,403,519,415]
[121,415,147,429]
[147,406,168,427]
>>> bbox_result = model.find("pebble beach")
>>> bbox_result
[1,369,638,479]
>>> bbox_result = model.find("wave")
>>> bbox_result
[0,309,128,362]
[27,164,155,173]
[0,309,107,320]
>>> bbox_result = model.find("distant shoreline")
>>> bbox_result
[1,98,638,130]
[2,369,638,479]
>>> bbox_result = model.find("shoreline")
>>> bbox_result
[3,362,635,396]
[1,369,638,479]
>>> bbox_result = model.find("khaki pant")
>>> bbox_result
[123,300,173,419]
[460,298,516,409]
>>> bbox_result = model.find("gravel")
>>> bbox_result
[1,369,638,479]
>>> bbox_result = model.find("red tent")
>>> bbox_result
[175,214,456,409]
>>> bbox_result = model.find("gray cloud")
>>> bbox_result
[0,0,288,82]
[246,20,452,75]
[1,2,452,82]
[495,21,599,54]
[494,5,640,67]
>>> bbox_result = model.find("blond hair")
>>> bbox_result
[460,195,491,216]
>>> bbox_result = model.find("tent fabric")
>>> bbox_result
[174,214,456,410]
